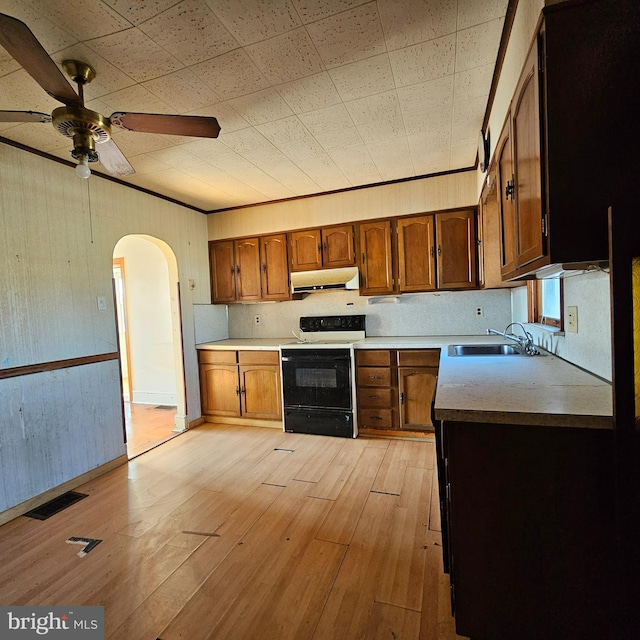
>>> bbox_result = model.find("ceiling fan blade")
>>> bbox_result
[0,110,51,123]
[110,112,221,138]
[0,13,80,106]
[96,139,135,177]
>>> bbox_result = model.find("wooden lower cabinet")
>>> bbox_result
[199,350,281,422]
[356,349,439,432]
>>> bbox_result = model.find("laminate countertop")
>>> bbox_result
[196,336,613,429]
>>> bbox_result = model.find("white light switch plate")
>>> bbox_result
[566,306,578,333]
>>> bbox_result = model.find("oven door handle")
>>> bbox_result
[281,356,351,362]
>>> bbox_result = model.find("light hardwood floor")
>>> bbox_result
[125,402,178,458]
[0,424,466,640]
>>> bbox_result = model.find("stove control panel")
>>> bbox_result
[300,315,366,333]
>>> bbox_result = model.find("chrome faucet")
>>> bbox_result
[487,322,539,355]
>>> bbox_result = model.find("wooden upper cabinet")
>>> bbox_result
[322,224,355,268]
[234,237,261,301]
[496,122,518,277]
[289,229,322,271]
[289,224,355,271]
[210,240,237,304]
[436,210,477,289]
[260,234,290,301]
[397,215,436,292]
[511,43,544,270]
[359,220,394,295]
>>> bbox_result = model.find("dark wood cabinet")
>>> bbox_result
[356,349,439,433]
[210,234,289,303]
[199,350,281,421]
[439,419,615,639]
[260,234,290,301]
[396,215,436,292]
[359,220,394,295]
[289,224,355,271]
[435,210,477,289]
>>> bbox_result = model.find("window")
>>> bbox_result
[527,279,563,328]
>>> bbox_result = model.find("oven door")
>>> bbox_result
[281,348,352,410]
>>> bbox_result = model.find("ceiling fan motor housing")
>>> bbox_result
[52,106,111,163]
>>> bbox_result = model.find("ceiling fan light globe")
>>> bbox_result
[75,156,91,179]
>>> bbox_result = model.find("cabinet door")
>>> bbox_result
[497,120,518,277]
[512,43,544,269]
[436,210,477,289]
[359,220,394,295]
[398,367,437,430]
[200,364,241,417]
[209,240,236,304]
[260,234,290,301]
[240,365,282,420]
[290,229,322,271]
[322,224,355,268]
[397,215,436,292]
[235,237,262,301]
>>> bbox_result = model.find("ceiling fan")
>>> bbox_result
[0,12,221,179]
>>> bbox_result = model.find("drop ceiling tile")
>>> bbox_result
[219,126,281,158]
[205,0,301,46]
[390,33,456,88]
[138,0,238,66]
[228,88,294,126]
[457,0,509,30]
[52,43,135,99]
[193,49,270,101]
[306,2,386,68]
[0,49,19,77]
[143,69,220,113]
[403,105,451,136]
[298,103,355,135]
[126,153,171,174]
[256,115,314,148]
[276,72,341,113]
[455,18,504,73]
[26,0,132,41]
[292,0,371,23]
[328,145,381,183]
[449,141,476,167]
[328,54,394,102]
[246,27,324,84]
[0,69,61,113]
[92,84,173,114]
[85,28,184,83]
[378,0,457,51]
[0,119,67,151]
[453,64,494,102]
[367,137,415,181]
[147,144,204,172]
[309,125,363,152]
[102,0,183,26]
[397,76,454,115]
[345,90,402,126]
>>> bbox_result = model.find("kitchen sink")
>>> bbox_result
[448,343,524,356]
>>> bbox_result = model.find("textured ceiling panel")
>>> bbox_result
[0,0,509,210]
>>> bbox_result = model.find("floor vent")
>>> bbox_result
[24,491,88,520]
[154,405,175,410]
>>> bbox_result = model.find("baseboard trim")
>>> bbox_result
[188,416,206,429]
[0,455,129,526]
[202,416,283,429]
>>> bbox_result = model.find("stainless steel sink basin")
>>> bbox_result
[448,343,524,356]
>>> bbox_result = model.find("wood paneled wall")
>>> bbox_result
[208,171,477,240]
[0,143,210,514]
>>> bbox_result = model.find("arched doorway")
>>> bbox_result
[113,235,187,457]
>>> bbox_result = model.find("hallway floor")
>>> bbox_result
[124,402,178,457]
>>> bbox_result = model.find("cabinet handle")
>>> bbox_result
[323,242,327,251]
[430,246,434,257]
[369,395,380,399]
[231,266,235,274]
[235,265,240,274]
[371,415,382,420]
[437,245,441,256]
[400,392,404,404]
[240,386,246,395]
[262,263,267,273]
[235,386,240,395]
[362,252,366,263]
[318,243,322,252]
[505,178,515,200]
[368,375,381,380]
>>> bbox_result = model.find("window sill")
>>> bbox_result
[526,323,565,337]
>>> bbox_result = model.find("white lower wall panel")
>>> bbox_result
[0,360,126,512]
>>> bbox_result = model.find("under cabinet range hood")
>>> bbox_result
[290,267,359,294]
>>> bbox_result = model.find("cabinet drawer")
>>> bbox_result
[358,387,394,408]
[238,350,280,365]
[356,350,392,366]
[198,350,237,364]
[397,349,440,367]
[359,408,394,428]
[357,367,392,387]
